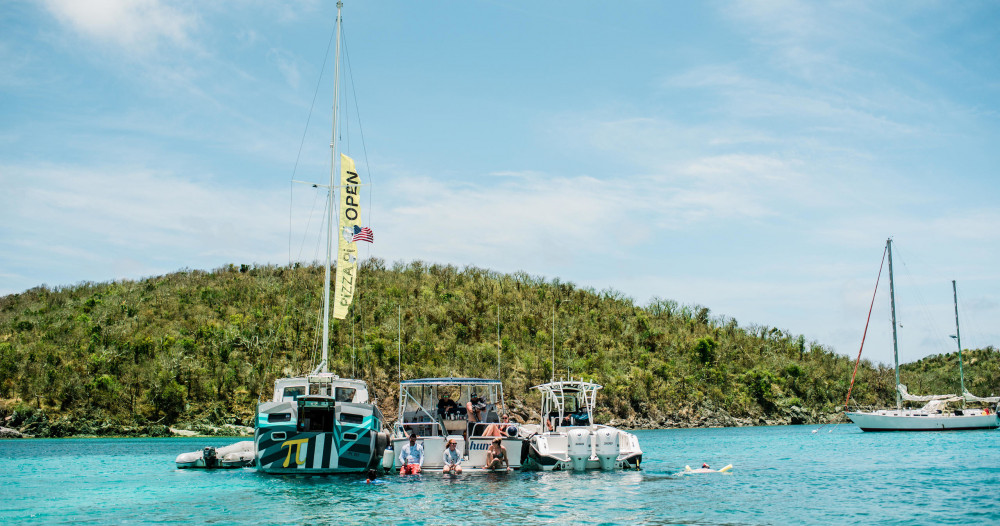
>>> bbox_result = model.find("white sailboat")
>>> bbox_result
[254,0,391,473]
[845,239,999,432]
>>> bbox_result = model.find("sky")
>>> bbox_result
[2,0,999,368]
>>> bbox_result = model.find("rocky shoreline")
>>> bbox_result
[1,403,840,439]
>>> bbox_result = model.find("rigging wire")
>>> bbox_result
[845,243,888,409]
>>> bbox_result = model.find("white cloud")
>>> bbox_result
[42,0,197,53]
[0,162,293,292]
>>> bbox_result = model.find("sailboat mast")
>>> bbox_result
[952,280,966,400]
[887,238,901,410]
[320,1,344,374]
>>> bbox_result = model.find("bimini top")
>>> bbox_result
[531,380,603,392]
[401,377,503,386]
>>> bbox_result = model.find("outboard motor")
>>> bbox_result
[202,446,218,468]
[567,428,591,471]
[595,428,620,470]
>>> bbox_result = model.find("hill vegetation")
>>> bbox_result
[1,261,997,437]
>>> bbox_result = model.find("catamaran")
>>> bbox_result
[845,239,999,432]
[389,378,526,472]
[254,0,390,473]
[523,379,642,471]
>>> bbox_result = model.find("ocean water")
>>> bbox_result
[2,425,997,525]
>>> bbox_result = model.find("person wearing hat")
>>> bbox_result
[442,438,463,475]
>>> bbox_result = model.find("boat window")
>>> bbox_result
[336,387,356,402]
[267,413,292,423]
[340,413,363,424]
[282,387,305,401]
[298,407,336,432]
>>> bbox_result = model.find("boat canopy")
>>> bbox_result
[396,378,506,437]
[532,380,602,430]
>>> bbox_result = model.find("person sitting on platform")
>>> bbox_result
[399,432,424,475]
[442,438,463,475]
[485,437,509,471]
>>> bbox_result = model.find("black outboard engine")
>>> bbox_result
[203,447,218,468]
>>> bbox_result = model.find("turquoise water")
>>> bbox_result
[2,425,998,524]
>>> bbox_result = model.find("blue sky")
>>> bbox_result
[2,0,999,368]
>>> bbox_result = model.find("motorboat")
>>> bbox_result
[389,378,525,472]
[524,380,642,471]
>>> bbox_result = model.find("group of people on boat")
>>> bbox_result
[436,394,518,439]
[397,431,510,476]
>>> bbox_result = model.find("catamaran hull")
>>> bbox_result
[255,426,384,474]
[846,411,1000,431]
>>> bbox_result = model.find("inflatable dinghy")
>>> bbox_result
[176,441,255,469]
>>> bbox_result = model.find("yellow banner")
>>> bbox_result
[333,153,360,319]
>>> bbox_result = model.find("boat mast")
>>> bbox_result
[952,280,966,402]
[887,238,901,410]
[319,1,344,374]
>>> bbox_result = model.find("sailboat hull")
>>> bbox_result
[846,411,999,431]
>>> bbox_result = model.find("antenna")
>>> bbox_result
[551,305,555,383]
[397,304,401,383]
[496,304,501,380]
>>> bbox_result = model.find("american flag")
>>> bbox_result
[352,226,374,243]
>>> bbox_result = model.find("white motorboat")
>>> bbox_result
[389,378,525,472]
[845,240,999,431]
[524,380,642,471]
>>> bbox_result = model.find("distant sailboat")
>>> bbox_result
[845,239,999,432]
[254,0,390,473]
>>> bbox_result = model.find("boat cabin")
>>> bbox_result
[270,373,371,404]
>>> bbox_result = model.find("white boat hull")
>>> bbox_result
[526,425,642,471]
[390,434,525,471]
[846,410,999,431]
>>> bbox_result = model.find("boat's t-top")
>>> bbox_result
[396,378,505,437]
[533,380,600,430]
[270,373,371,404]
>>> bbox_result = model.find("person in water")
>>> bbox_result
[365,468,378,483]
[399,432,424,475]
[442,438,463,475]
[485,437,509,471]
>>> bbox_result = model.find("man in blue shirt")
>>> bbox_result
[399,432,424,475]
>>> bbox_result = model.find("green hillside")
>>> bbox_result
[1,260,996,437]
